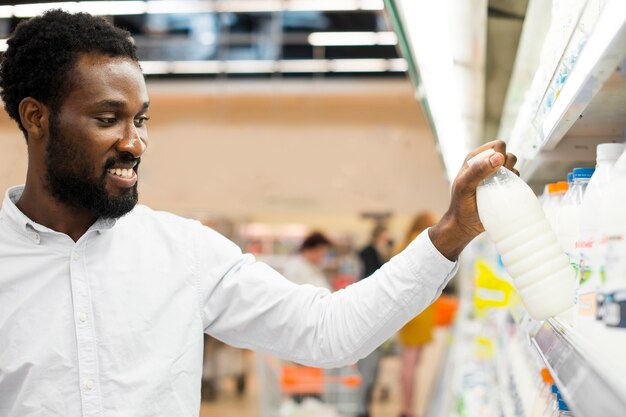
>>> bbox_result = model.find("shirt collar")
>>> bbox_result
[1,185,117,242]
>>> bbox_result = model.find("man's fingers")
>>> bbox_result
[462,148,504,190]
[457,139,520,189]
[504,152,517,171]
[463,140,507,164]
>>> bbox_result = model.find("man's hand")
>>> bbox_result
[429,140,519,261]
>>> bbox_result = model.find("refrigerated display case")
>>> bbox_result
[387,0,626,416]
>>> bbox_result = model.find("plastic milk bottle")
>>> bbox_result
[471,149,576,320]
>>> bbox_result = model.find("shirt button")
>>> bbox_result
[85,379,94,390]
[78,312,88,323]
[72,252,80,261]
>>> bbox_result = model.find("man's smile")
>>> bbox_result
[106,160,138,188]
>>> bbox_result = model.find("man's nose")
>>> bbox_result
[117,122,147,157]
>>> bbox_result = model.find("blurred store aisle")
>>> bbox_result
[200,328,450,417]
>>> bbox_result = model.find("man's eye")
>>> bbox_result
[135,116,150,127]
[97,118,116,125]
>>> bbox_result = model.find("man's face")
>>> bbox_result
[44,53,150,219]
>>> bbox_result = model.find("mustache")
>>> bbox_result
[103,154,141,171]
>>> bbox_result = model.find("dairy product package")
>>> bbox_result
[470,149,576,320]
[555,168,594,271]
[602,148,626,328]
[578,143,625,323]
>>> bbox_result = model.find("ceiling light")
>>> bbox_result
[169,61,221,74]
[0,6,13,18]
[14,2,79,17]
[278,59,330,73]
[13,1,147,17]
[215,0,283,13]
[6,0,384,17]
[225,60,276,73]
[139,58,407,74]
[394,0,469,181]
[287,0,383,12]
[308,32,398,46]
[76,1,146,15]
[140,61,171,75]
[330,58,388,72]
[146,1,214,14]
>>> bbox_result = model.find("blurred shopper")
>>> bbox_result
[283,231,333,290]
[397,212,439,417]
[355,223,393,417]
[0,10,518,415]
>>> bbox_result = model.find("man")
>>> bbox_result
[0,10,517,417]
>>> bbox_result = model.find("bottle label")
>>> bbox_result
[576,238,594,287]
[603,290,626,328]
[605,233,626,289]
[578,292,597,318]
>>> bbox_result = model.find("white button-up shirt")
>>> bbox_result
[0,185,457,416]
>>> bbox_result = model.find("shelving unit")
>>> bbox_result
[388,0,626,415]
[503,0,626,190]
[532,318,626,417]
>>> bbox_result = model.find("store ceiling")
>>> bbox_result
[0,0,529,227]
[0,1,406,77]
[484,0,528,138]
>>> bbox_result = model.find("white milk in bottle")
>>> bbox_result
[603,148,626,328]
[578,143,625,327]
[471,149,576,320]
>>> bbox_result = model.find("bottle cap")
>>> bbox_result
[556,181,569,192]
[567,172,573,184]
[551,384,559,394]
[546,183,559,194]
[573,167,594,179]
[597,143,626,162]
[540,368,554,384]
[558,399,570,411]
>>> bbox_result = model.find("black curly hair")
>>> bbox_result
[0,9,139,138]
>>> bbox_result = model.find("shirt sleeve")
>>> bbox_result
[193,224,457,368]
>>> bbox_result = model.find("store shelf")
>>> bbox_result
[531,318,626,417]
[505,0,626,189]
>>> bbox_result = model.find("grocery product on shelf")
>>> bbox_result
[578,143,626,327]
[471,149,576,320]
[555,168,594,269]
[602,148,626,328]
[542,182,568,230]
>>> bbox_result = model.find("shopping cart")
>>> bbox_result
[256,353,362,417]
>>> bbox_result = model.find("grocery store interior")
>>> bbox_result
[0,0,625,417]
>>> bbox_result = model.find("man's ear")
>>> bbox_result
[18,97,50,142]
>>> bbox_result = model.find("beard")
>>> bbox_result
[44,115,139,219]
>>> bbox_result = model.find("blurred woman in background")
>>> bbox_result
[397,212,439,417]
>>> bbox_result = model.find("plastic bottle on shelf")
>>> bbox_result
[542,183,557,226]
[548,384,573,417]
[544,182,569,230]
[551,173,573,237]
[578,143,626,327]
[532,368,555,417]
[471,149,576,320]
[602,147,626,328]
[555,168,595,269]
